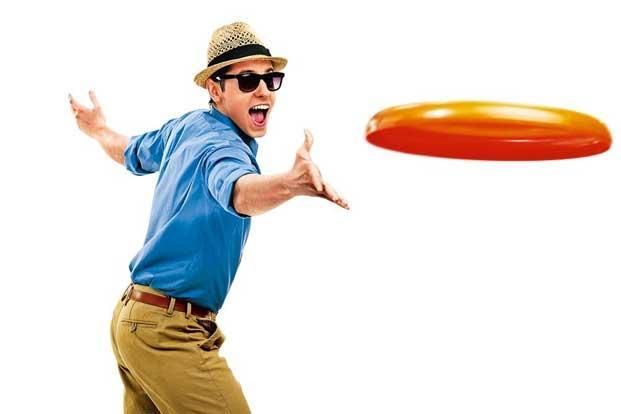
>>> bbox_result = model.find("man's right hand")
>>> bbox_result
[68,90,107,139]
[68,90,129,166]
[286,129,350,210]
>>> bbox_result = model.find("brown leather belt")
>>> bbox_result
[126,287,216,319]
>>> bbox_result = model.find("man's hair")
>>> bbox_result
[209,65,232,106]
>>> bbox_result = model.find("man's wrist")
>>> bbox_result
[92,126,129,166]
[92,125,110,143]
[281,170,298,198]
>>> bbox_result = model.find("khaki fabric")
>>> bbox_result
[110,283,250,414]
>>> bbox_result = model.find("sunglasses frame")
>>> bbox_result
[215,71,285,93]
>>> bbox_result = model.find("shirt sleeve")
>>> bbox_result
[204,141,260,218]
[124,116,179,175]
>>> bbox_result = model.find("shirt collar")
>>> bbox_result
[208,106,259,156]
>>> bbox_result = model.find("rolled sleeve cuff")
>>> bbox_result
[124,135,150,176]
[205,141,260,218]
[223,167,259,218]
[213,165,258,219]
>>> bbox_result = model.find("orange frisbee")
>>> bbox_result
[366,101,612,160]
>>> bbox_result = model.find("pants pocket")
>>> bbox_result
[120,318,159,333]
[195,317,225,351]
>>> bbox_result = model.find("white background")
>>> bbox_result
[2,0,620,412]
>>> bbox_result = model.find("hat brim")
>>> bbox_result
[194,55,288,89]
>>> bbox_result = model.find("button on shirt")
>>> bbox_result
[123,107,261,311]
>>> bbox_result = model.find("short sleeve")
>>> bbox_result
[124,116,179,175]
[204,142,260,218]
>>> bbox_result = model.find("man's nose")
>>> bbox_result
[254,79,270,97]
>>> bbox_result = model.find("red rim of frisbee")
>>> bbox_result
[366,101,612,160]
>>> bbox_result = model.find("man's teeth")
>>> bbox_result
[251,104,270,111]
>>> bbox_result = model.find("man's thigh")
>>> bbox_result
[115,298,250,414]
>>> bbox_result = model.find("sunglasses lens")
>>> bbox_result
[237,74,261,92]
[265,73,284,91]
[233,72,284,92]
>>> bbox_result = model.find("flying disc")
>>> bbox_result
[365,101,612,160]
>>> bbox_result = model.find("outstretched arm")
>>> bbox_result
[233,129,350,216]
[69,90,129,165]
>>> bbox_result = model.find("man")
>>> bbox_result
[69,22,349,414]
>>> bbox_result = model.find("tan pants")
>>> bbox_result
[109,283,251,414]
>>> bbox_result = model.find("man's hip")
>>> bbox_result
[110,282,250,413]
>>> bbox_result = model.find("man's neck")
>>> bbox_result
[212,104,227,117]
[210,105,255,146]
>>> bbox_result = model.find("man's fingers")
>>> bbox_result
[88,89,101,109]
[322,182,350,209]
[68,93,88,112]
[295,129,314,161]
[319,192,350,210]
[69,95,78,116]
[296,144,310,161]
[323,182,339,201]
[304,128,314,152]
[310,168,323,192]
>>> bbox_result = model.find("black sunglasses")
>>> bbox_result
[215,71,285,93]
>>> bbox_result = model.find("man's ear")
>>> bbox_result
[206,78,222,105]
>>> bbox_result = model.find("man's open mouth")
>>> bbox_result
[249,104,270,127]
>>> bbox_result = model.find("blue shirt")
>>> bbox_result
[123,107,261,311]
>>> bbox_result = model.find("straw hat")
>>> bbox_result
[194,22,288,89]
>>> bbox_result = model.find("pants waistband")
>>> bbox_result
[130,283,168,297]
[120,282,217,320]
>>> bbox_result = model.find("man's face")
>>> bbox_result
[207,60,278,138]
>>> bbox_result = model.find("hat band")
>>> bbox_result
[208,44,272,67]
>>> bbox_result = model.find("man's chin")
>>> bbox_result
[246,125,268,138]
